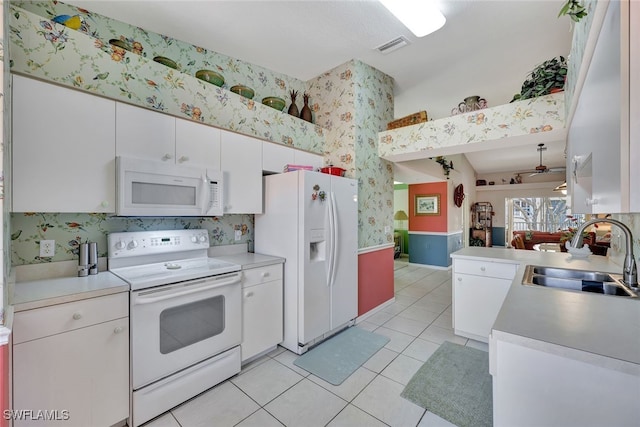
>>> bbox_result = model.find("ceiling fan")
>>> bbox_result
[525,143,566,176]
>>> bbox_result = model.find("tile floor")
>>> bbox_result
[144,257,488,427]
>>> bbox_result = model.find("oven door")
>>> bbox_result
[131,271,242,389]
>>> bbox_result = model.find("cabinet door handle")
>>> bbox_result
[244,291,254,298]
[162,153,173,161]
[480,267,486,272]
[457,277,462,282]
[260,272,269,278]
[72,312,82,320]
[178,156,189,163]
[113,326,125,334]
[101,201,109,208]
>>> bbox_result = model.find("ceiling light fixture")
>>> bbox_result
[380,0,446,37]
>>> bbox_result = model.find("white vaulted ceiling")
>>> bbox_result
[66,0,573,175]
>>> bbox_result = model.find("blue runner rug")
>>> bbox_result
[293,327,389,385]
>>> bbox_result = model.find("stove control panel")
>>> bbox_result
[108,229,210,259]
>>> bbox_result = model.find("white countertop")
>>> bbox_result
[9,245,283,312]
[208,244,284,269]
[11,272,130,312]
[451,247,640,371]
[212,252,284,270]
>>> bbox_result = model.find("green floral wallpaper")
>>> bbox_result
[10,213,254,265]
[565,0,598,116]
[307,60,395,248]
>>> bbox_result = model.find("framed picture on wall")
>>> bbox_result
[415,194,440,216]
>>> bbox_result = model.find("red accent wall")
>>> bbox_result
[358,247,394,316]
[409,182,448,232]
[0,342,8,427]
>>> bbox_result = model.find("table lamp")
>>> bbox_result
[394,210,408,228]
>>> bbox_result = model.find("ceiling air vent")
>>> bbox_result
[376,36,410,54]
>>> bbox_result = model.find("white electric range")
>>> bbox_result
[108,229,242,427]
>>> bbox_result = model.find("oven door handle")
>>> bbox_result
[133,272,242,305]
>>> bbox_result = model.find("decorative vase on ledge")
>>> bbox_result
[451,96,488,115]
[300,92,313,123]
[288,90,299,117]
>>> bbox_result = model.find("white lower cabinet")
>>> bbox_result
[241,264,283,362]
[491,337,638,427]
[452,258,517,343]
[12,293,129,427]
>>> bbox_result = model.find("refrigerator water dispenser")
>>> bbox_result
[309,229,326,261]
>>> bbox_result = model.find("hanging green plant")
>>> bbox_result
[432,156,454,179]
[558,0,587,22]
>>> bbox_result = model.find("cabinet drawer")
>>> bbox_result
[454,259,517,280]
[242,264,283,288]
[13,292,128,344]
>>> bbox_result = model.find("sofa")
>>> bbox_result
[511,230,596,251]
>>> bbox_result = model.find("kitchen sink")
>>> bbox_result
[523,265,638,298]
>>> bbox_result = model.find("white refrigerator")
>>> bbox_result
[255,170,358,354]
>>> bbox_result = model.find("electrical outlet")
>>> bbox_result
[235,230,242,241]
[40,240,55,257]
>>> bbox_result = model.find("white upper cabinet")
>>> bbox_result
[116,103,221,170]
[262,140,324,174]
[294,149,324,170]
[115,102,175,162]
[220,130,262,214]
[567,0,638,213]
[262,141,295,173]
[12,75,116,213]
[175,118,221,170]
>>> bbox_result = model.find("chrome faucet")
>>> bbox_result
[570,218,638,287]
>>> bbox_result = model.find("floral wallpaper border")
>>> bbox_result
[377,93,565,160]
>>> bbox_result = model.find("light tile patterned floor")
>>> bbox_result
[144,258,488,427]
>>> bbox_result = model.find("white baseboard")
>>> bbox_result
[407,262,452,271]
[356,297,396,324]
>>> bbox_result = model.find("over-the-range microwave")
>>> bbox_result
[116,156,223,217]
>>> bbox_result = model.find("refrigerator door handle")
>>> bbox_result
[327,192,335,287]
[329,191,339,287]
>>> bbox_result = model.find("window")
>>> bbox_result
[507,196,584,233]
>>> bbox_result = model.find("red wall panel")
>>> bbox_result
[358,247,394,316]
[408,182,448,232]
[0,342,8,427]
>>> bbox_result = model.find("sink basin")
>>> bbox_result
[523,265,638,298]
[530,266,612,282]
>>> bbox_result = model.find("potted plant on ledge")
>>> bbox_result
[511,56,568,102]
